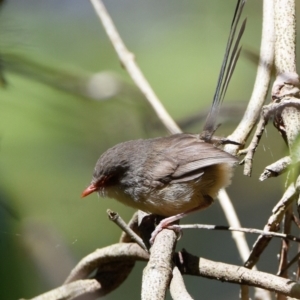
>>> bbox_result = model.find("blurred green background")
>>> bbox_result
[1,0,300,299]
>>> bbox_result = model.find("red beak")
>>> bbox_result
[81,183,98,198]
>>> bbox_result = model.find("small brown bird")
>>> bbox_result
[82,134,237,241]
[82,0,246,243]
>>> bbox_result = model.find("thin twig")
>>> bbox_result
[295,179,300,280]
[277,207,293,279]
[178,223,300,243]
[89,0,181,134]
[218,189,253,264]
[119,211,139,243]
[278,250,300,277]
[244,182,297,269]
[240,115,268,176]
[107,209,148,252]
[298,245,300,280]
[240,99,300,176]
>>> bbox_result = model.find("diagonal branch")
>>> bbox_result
[89,0,181,134]
[107,209,148,252]
[244,182,298,269]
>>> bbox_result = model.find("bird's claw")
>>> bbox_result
[149,223,183,245]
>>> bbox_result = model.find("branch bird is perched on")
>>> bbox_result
[82,0,246,244]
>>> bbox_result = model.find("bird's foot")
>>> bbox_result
[149,220,182,245]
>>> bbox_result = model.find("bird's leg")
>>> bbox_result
[211,136,242,146]
[150,196,213,244]
[199,129,241,147]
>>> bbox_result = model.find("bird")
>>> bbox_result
[82,0,246,244]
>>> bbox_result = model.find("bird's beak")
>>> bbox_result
[81,183,98,198]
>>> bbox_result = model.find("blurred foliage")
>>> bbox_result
[0,1,300,299]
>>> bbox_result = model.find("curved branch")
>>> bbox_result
[28,279,100,300]
[29,242,300,299]
[225,0,274,155]
[65,243,148,297]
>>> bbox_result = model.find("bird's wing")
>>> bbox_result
[148,135,237,184]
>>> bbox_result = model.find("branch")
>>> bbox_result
[142,229,177,300]
[65,243,148,296]
[259,156,292,181]
[107,209,148,252]
[27,279,100,300]
[273,0,300,160]
[244,182,297,268]
[170,266,193,300]
[238,1,300,179]
[177,250,300,298]
[178,223,300,244]
[240,99,300,176]
[224,0,274,155]
[239,114,268,176]
[30,242,300,300]
[278,248,300,276]
[218,189,252,264]
[119,211,140,243]
[274,0,296,74]
[277,206,293,278]
[89,0,181,134]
